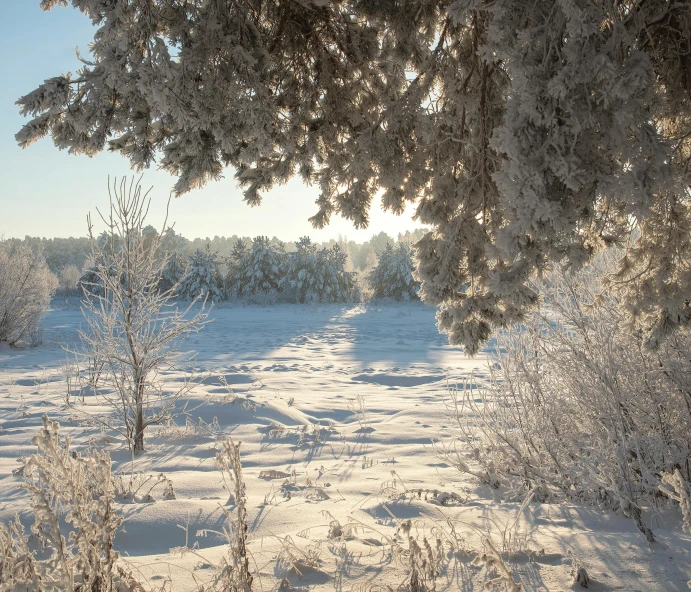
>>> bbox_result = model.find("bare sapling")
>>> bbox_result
[78,176,210,454]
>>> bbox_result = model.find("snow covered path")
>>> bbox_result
[1,303,689,590]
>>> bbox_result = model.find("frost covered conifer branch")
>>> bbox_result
[17,0,691,352]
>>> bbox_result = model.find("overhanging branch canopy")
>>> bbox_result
[19,0,691,353]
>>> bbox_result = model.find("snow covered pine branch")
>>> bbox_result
[18,0,691,353]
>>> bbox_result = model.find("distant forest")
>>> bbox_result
[4,228,428,297]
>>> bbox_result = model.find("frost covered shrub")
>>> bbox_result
[80,178,209,454]
[177,245,224,301]
[56,264,83,296]
[280,237,357,303]
[368,243,419,301]
[0,416,137,591]
[229,236,285,296]
[445,257,691,541]
[0,242,57,346]
[660,470,691,534]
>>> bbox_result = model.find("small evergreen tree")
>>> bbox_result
[159,251,186,293]
[368,243,419,301]
[318,243,358,303]
[177,245,224,301]
[78,260,121,297]
[232,236,284,295]
[225,238,250,297]
[160,227,189,257]
[279,237,320,302]
[281,237,357,303]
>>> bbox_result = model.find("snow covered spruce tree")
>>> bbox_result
[176,245,224,302]
[224,238,249,297]
[80,177,209,455]
[19,1,691,352]
[230,236,284,296]
[158,227,188,292]
[319,243,358,302]
[280,237,357,303]
[159,251,186,293]
[368,242,420,301]
[79,261,119,297]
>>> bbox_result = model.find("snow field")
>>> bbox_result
[1,303,690,590]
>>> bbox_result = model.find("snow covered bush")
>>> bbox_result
[80,177,209,454]
[176,245,224,302]
[660,470,691,535]
[443,256,691,541]
[0,241,57,346]
[229,236,285,296]
[0,416,137,591]
[368,243,419,301]
[280,237,357,303]
[56,264,82,296]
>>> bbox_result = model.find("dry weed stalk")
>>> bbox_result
[0,416,143,591]
[211,437,254,591]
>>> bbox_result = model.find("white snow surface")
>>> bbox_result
[1,302,690,590]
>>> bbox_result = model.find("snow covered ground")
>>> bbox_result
[1,303,690,590]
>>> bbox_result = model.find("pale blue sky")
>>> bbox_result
[0,3,422,241]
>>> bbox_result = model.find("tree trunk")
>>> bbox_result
[133,381,145,455]
[133,406,144,454]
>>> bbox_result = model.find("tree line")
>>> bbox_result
[0,228,425,346]
[3,228,426,300]
[79,234,422,304]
